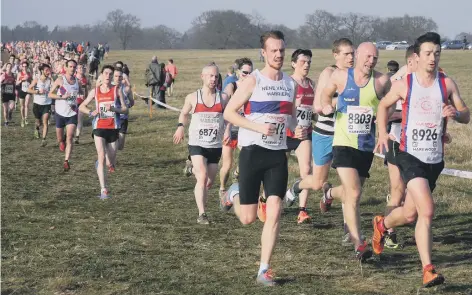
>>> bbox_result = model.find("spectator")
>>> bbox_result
[164,59,178,97]
[144,56,163,106]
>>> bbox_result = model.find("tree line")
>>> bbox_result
[2,9,471,50]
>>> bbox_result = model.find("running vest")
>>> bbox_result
[333,68,379,152]
[313,65,337,136]
[238,70,295,150]
[93,85,120,130]
[115,84,131,120]
[76,75,87,105]
[1,74,16,97]
[399,73,448,164]
[287,79,314,138]
[19,72,31,92]
[56,76,79,117]
[188,89,225,148]
[33,78,52,105]
[229,82,243,133]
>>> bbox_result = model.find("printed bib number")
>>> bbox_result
[198,126,219,142]
[21,81,30,92]
[261,116,286,146]
[296,105,312,127]
[99,102,115,119]
[347,106,373,134]
[4,85,14,94]
[197,114,221,143]
[409,125,440,152]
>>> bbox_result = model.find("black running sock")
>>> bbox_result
[298,207,306,212]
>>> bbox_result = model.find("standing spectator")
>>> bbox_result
[164,59,178,97]
[157,63,169,109]
[463,35,468,50]
[144,56,162,106]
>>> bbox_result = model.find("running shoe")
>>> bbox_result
[197,213,210,225]
[285,179,301,207]
[34,129,40,139]
[59,141,66,152]
[423,265,445,288]
[41,139,47,147]
[319,182,333,213]
[384,232,402,249]
[183,160,193,177]
[297,210,311,224]
[21,119,25,127]
[355,240,373,262]
[74,137,80,144]
[98,189,110,200]
[108,165,115,173]
[24,118,29,125]
[256,269,276,286]
[372,215,387,255]
[63,160,70,172]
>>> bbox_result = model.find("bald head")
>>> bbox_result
[201,64,219,89]
[202,64,219,75]
[355,42,378,75]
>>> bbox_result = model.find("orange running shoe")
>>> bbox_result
[63,160,70,172]
[297,210,311,224]
[257,196,267,223]
[423,265,445,288]
[372,215,386,255]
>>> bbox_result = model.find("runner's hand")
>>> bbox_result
[259,123,276,136]
[322,104,334,116]
[442,103,457,118]
[173,127,185,144]
[375,132,390,154]
[294,126,307,140]
[444,132,452,144]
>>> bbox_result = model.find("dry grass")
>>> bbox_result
[2,49,472,295]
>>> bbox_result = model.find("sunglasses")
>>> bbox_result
[241,70,251,75]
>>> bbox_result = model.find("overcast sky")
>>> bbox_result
[2,0,471,38]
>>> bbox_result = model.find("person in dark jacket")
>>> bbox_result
[145,56,162,105]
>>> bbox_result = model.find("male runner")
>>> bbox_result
[48,59,81,171]
[114,68,134,150]
[173,64,230,225]
[285,49,315,224]
[223,30,305,286]
[79,65,128,199]
[372,32,470,288]
[27,63,52,146]
[286,38,355,240]
[219,58,253,197]
[16,60,32,127]
[320,42,391,260]
[1,63,16,126]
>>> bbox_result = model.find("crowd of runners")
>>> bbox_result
[2,31,470,289]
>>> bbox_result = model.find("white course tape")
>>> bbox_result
[374,153,472,179]
[134,93,472,180]
[134,92,181,112]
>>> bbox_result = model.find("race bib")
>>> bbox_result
[347,106,373,134]
[196,113,221,143]
[21,81,30,92]
[408,123,440,153]
[99,102,115,119]
[296,105,312,128]
[261,115,286,146]
[4,85,14,94]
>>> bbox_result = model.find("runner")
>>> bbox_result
[285,49,315,224]
[48,59,81,171]
[74,64,89,144]
[219,58,253,197]
[382,46,416,249]
[173,63,229,224]
[286,38,355,239]
[79,65,129,199]
[223,30,305,286]
[27,63,52,146]
[113,68,134,151]
[16,60,32,127]
[320,42,391,260]
[1,63,16,126]
[372,32,470,288]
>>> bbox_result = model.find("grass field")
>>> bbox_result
[2,49,472,295]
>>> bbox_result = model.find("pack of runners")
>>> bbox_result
[2,31,470,289]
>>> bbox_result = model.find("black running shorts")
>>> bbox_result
[396,151,444,192]
[188,145,222,164]
[332,146,374,178]
[238,144,288,205]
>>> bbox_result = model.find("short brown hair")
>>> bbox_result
[260,30,285,49]
[332,38,353,54]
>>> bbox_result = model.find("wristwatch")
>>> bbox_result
[177,123,184,127]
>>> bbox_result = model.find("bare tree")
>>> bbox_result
[299,10,340,48]
[339,13,376,45]
[106,9,141,50]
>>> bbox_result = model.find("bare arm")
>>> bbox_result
[314,67,334,113]
[78,87,96,115]
[48,77,67,100]
[223,82,235,98]
[113,88,128,115]
[178,93,194,126]
[26,78,38,94]
[446,78,470,124]
[320,70,340,114]
[390,65,407,81]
